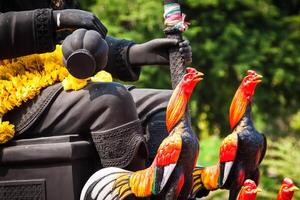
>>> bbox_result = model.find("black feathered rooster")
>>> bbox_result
[191,70,267,200]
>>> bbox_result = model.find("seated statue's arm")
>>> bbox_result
[0,9,55,59]
[105,36,141,82]
[104,37,192,82]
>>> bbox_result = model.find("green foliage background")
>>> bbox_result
[79,0,300,199]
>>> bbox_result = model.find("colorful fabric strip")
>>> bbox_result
[164,3,189,31]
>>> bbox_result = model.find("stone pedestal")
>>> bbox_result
[0,135,100,200]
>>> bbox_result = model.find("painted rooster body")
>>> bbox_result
[191,70,267,200]
[221,106,266,199]
[277,178,299,200]
[80,68,203,200]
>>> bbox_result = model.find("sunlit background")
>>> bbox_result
[79,0,300,199]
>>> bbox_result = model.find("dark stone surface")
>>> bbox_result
[0,135,100,200]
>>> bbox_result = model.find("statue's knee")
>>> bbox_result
[87,82,133,107]
[102,83,136,115]
[105,83,134,108]
[87,82,138,126]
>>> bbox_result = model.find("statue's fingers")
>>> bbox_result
[93,17,107,38]
[149,38,179,49]
[179,49,192,64]
[62,35,74,57]
[179,40,190,47]
[179,46,192,54]
[184,56,192,64]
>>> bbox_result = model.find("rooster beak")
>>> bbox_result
[289,186,299,192]
[195,72,204,82]
[254,188,262,193]
[254,74,263,83]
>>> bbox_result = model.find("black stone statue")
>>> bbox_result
[0,0,193,199]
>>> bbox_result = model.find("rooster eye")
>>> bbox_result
[184,75,191,81]
[247,188,251,192]
[284,186,289,189]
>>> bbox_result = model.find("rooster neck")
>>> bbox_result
[171,112,191,136]
[182,110,191,126]
[277,190,294,200]
[166,84,191,132]
[234,105,253,131]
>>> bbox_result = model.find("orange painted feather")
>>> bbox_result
[220,133,238,162]
[166,85,188,132]
[229,87,248,130]
[129,165,155,197]
[156,127,182,167]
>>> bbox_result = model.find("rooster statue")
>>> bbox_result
[191,70,267,200]
[80,67,203,200]
[277,178,299,200]
[237,179,262,200]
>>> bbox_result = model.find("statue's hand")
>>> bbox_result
[62,29,108,79]
[53,9,107,38]
[129,38,192,66]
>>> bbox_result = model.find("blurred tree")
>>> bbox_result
[260,136,300,199]
[184,0,300,137]
[77,0,96,10]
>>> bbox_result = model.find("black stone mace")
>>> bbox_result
[163,0,186,89]
[163,0,192,121]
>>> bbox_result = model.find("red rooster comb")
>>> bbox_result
[283,178,295,185]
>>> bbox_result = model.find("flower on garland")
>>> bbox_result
[62,71,112,91]
[0,45,113,144]
[62,75,89,91]
[91,70,113,83]
[0,121,15,144]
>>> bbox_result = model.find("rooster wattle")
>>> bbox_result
[191,70,267,200]
[277,178,299,200]
[80,67,203,200]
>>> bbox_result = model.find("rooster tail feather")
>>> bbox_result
[80,167,132,200]
[190,166,210,198]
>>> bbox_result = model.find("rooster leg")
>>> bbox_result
[177,174,193,200]
[229,186,242,200]
[228,165,245,200]
[164,167,185,200]
[249,168,260,185]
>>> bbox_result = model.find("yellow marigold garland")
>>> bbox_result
[0,121,15,144]
[0,45,112,144]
